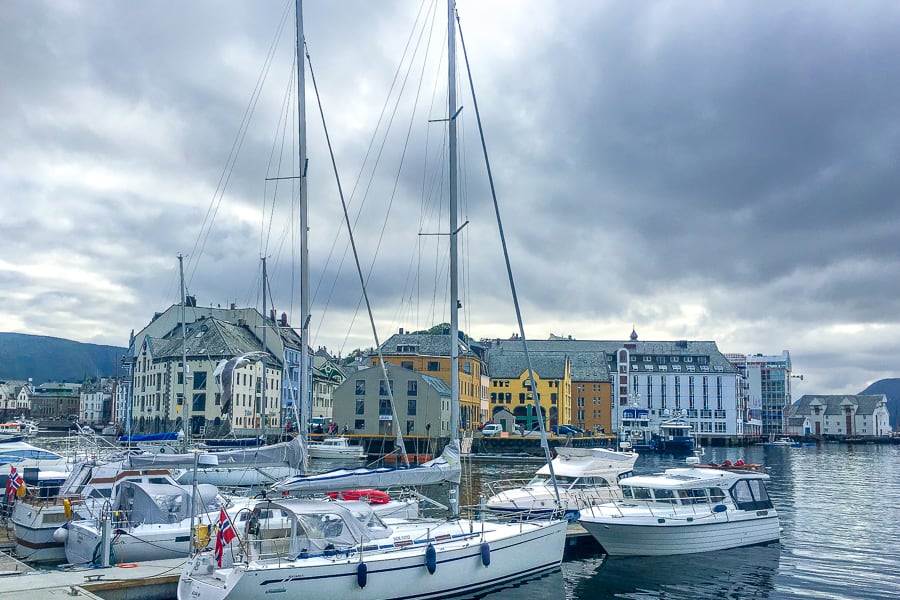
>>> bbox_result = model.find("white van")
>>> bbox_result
[482,424,503,437]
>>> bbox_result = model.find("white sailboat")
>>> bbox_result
[177,3,567,598]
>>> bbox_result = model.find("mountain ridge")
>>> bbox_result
[0,332,127,384]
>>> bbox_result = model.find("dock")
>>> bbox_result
[0,555,183,600]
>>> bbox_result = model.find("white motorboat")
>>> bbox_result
[60,479,233,565]
[12,460,177,562]
[484,446,638,520]
[178,498,568,600]
[578,467,780,556]
[307,437,366,460]
[0,440,69,471]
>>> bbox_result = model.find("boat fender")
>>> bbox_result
[63,498,73,520]
[357,562,368,587]
[52,525,69,543]
[480,542,491,567]
[713,504,727,513]
[425,544,437,574]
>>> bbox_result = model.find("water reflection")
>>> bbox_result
[575,544,781,599]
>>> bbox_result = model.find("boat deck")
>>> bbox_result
[0,555,183,600]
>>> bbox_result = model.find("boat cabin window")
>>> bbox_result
[677,488,710,505]
[729,479,773,511]
[653,488,678,504]
[708,487,726,504]
[89,488,112,499]
[528,475,576,489]
[625,486,654,501]
[577,477,611,488]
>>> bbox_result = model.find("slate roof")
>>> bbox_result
[482,338,737,375]
[378,333,478,359]
[484,348,569,379]
[790,394,888,417]
[144,316,282,367]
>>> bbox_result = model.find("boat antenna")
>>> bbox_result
[456,10,560,505]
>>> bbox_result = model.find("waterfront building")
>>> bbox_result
[332,363,451,437]
[30,382,81,425]
[127,302,305,437]
[371,328,483,431]
[15,381,33,413]
[485,331,748,445]
[79,379,113,425]
[483,339,575,431]
[726,351,793,436]
[788,394,891,438]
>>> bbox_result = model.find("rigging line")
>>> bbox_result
[457,10,559,501]
[307,1,436,345]
[186,0,293,288]
[307,40,410,468]
[261,57,298,258]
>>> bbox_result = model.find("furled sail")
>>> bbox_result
[128,436,304,470]
[272,439,460,494]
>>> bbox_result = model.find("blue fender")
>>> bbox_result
[425,544,437,574]
[480,542,491,567]
[357,562,368,588]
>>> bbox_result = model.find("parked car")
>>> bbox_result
[551,424,579,436]
[482,424,503,437]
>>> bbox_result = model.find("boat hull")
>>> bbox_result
[580,512,780,556]
[178,519,568,600]
[12,502,71,562]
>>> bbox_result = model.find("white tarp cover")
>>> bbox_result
[128,437,304,470]
[273,439,461,493]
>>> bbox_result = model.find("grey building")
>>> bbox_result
[332,364,451,438]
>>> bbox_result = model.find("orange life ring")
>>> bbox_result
[118,563,139,568]
[328,489,391,505]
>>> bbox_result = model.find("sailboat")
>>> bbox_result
[177,2,566,598]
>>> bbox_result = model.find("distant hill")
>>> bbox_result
[0,332,127,384]
[859,379,900,429]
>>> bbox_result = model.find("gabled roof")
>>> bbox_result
[790,394,888,417]
[485,348,569,380]
[144,316,282,367]
[378,333,477,359]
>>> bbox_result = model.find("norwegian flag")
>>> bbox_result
[215,507,237,567]
[6,466,23,501]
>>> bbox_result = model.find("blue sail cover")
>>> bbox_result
[118,432,181,443]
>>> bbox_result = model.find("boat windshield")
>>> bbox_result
[527,475,577,489]
[624,486,727,505]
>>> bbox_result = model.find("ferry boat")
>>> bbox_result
[579,467,780,556]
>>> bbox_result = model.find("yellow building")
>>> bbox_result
[486,348,572,430]
[372,330,484,431]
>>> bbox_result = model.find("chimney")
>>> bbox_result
[230,303,236,310]
[399,327,404,335]
[270,308,276,321]
[185,295,197,307]
[280,312,288,327]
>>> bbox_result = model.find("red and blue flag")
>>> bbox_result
[215,507,236,566]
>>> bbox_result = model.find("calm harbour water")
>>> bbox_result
[464,442,900,600]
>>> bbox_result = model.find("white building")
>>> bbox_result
[79,379,113,425]
[789,394,891,438]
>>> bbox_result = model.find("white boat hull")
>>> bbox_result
[12,502,71,562]
[178,519,568,600]
[580,511,780,556]
[64,520,198,564]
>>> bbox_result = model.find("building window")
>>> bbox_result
[355,399,365,415]
[643,356,652,362]
[354,419,365,430]
[379,380,393,396]
[400,361,414,370]
[427,361,440,372]
[551,393,558,405]
[192,393,206,412]
[379,399,392,416]
[355,380,366,395]
[406,420,415,434]
[215,393,221,406]
[407,380,418,396]
[463,361,471,374]
[408,399,417,416]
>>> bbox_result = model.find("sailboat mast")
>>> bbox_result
[447,0,460,517]
[260,256,268,440]
[179,253,189,448]
[295,0,310,472]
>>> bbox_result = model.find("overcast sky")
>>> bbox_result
[3,0,900,397]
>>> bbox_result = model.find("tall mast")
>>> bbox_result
[295,0,310,472]
[179,253,189,448]
[447,0,460,517]
[260,256,268,440]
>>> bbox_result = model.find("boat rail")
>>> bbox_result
[604,498,731,520]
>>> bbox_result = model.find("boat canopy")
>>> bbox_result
[535,447,638,478]
[119,432,182,443]
[114,480,220,524]
[273,439,460,494]
[127,437,304,470]
[259,499,394,547]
